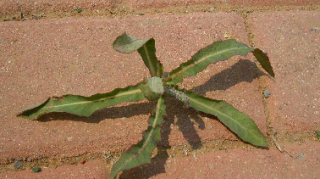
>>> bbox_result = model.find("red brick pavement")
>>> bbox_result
[1,0,320,178]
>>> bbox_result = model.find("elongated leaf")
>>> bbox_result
[17,83,146,119]
[166,39,253,85]
[113,32,163,77]
[137,39,163,77]
[252,48,275,77]
[110,96,166,179]
[181,89,268,147]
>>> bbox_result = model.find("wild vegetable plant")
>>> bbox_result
[18,33,274,178]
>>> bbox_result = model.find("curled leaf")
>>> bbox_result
[113,32,163,77]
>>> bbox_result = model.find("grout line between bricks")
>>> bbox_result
[0,132,317,173]
[1,4,319,21]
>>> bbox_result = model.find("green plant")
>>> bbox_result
[17,33,274,178]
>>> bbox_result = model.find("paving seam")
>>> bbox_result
[1,4,320,21]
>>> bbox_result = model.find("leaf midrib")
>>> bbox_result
[119,97,162,171]
[49,88,142,109]
[169,46,249,79]
[189,96,261,142]
[143,44,156,76]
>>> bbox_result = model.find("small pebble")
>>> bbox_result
[32,167,41,172]
[13,161,21,169]
[296,153,305,159]
[210,7,215,11]
[311,29,316,32]
[264,90,270,98]
[263,50,267,54]
[139,12,144,15]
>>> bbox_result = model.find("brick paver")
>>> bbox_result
[0,0,116,16]
[248,11,320,133]
[1,0,320,178]
[127,0,320,9]
[0,12,266,163]
[122,142,320,178]
[0,160,110,178]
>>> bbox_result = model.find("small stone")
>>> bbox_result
[264,90,270,98]
[32,167,41,172]
[79,160,85,164]
[27,158,33,162]
[77,8,82,13]
[67,136,73,141]
[210,7,215,11]
[296,153,305,159]
[263,50,267,54]
[13,161,21,169]
[311,29,316,32]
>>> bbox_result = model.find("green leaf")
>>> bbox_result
[137,39,163,77]
[181,89,268,147]
[17,83,146,119]
[113,32,163,77]
[166,39,253,85]
[252,48,275,77]
[113,32,149,53]
[110,96,166,179]
[139,77,164,101]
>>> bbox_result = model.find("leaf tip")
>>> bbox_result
[252,48,275,78]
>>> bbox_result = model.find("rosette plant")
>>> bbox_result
[18,33,274,178]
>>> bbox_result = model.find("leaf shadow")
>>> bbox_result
[119,59,271,178]
[191,59,266,96]
[120,96,207,179]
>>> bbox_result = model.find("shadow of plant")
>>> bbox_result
[118,59,269,178]
[191,59,262,96]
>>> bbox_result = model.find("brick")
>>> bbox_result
[0,160,110,178]
[248,11,320,133]
[127,0,320,9]
[0,0,116,16]
[0,12,266,163]
[122,142,320,178]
